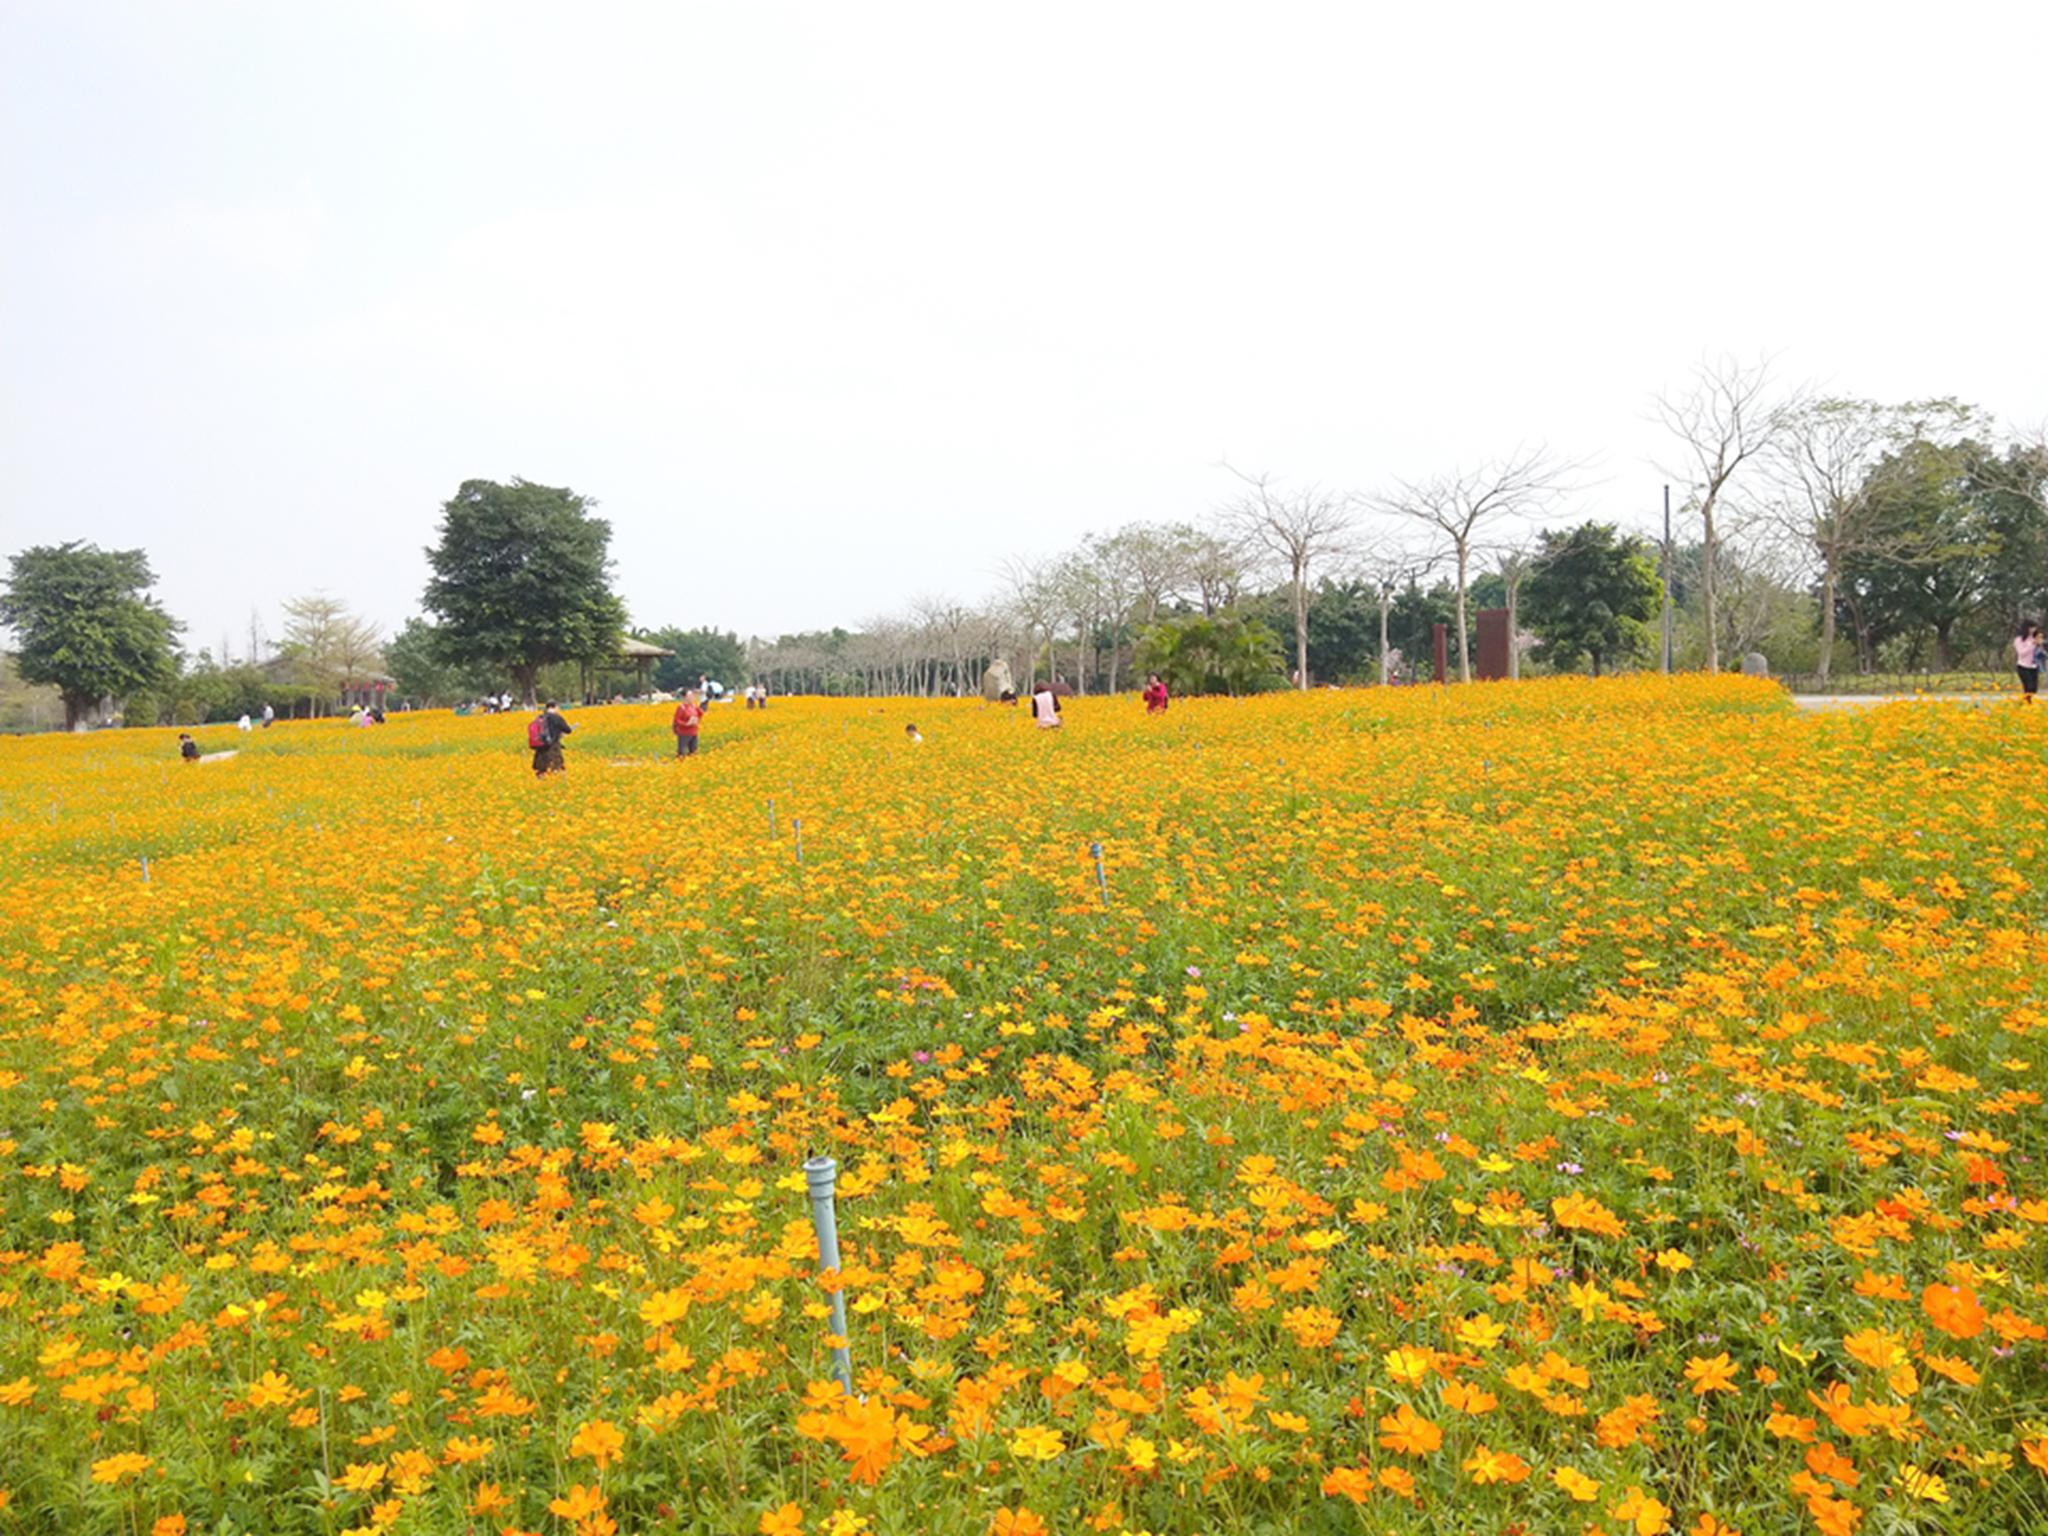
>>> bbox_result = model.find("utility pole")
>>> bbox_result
[1660,484,1674,674]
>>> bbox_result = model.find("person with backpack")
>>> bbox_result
[672,688,705,756]
[529,701,572,775]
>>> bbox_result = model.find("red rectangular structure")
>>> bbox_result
[1476,608,1510,680]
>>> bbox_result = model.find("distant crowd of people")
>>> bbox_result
[172,671,1177,773]
[521,671,1169,774]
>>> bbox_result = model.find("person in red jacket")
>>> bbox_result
[1142,673,1169,713]
[672,689,705,757]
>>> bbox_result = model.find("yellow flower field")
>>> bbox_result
[0,678,2044,1536]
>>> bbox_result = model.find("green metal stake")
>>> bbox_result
[804,1156,853,1393]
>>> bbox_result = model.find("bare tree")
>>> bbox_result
[913,595,976,696]
[1112,522,1196,629]
[1002,556,1063,694]
[1376,449,1577,681]
[1711,528,1806,665]
[1653,356,1789,674]
[1183,526,1250,617]
[1221,467,1355,688]
[1086,530,1150,692]
[1351,543,1434,685]
[280,595,382,713]
[1769,397,1980,682]
[1493,543,1542,681]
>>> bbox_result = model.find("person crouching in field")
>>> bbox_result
[1143,673,1169,713]
[2015,621,2042,703]
[1030,681,1063,729]
[673,689,705,756]
[530,702,572,775]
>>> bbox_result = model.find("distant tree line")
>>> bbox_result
[7,376,2048,728]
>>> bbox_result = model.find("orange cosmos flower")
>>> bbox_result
[569,1418,626,1469]
[1685,1353,1739,1395]
[1462,1444,1530,1484]
[1376,1403,1442,1456]
[1920,1282,1985,1339]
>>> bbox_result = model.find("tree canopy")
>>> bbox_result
[0,542,180,728]
[1522,522,1662,676]
[643,626,747,693]
[1136,609,1284,696]
[421,479,626,701]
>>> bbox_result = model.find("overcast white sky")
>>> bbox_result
[5,1,2046,653]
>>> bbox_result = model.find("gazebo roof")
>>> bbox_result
[619,637,675,660]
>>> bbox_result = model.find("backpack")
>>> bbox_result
[527,715,547,750]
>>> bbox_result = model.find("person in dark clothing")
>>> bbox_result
[178,733,199,762]
[533,701,573,775]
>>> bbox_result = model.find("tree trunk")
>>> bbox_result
[1844,592,1873,673]
[63,692,92,731]
[1701,498,1719,675]
[1506,577,1521,681]
[1454,542,1471,682]
[1378,593,1391,684]
[1293,562,1310,688]
[1816,563,1837,684]
[1934,621,1953,672]
[514,663,539,705]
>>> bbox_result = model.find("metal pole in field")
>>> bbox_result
[1661,484,1674,674]
[793,817,803,865]
[1090,841,1108,906]
[803,1155,854,1393]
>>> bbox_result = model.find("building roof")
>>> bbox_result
[620,637,676,660]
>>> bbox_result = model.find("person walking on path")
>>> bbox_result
[673,689,706,756]
[1030,680,1063,729]
[531,701,573,775]
[1142,673,1169,714]
[2016,622,2043,703]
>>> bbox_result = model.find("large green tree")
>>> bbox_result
[0,542,180,728]
[1963,440,2048,646]
[643,626,748,693]
[1254,580,1384,684]
[1838,438,1989,670]
[1522,522,1662,676]
[422,479,626,702]
[385,617,505,706]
